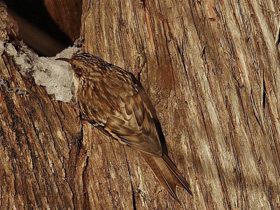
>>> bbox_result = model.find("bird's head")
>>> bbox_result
[56,57,83,77]
[57,53,109,79]
[56,53,93,77]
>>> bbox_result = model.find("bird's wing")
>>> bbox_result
[104,85,163,156]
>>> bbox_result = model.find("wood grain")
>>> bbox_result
[44,0,82,41]
[82,0,280,209]
[0,0,279,209]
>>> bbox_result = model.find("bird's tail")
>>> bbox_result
[142,153,192,202]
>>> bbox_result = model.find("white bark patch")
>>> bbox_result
[0,41,79,102]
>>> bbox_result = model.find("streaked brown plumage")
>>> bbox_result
[57,53,192,202]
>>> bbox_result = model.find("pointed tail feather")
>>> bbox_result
[142,153,192,202]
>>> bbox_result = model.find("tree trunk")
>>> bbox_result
[1,1,280,209]
[43,0,82,42]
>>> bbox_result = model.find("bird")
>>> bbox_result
[56,53,192,202]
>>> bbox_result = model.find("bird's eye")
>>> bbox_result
[72,65,83,76]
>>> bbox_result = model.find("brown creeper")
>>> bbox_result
[57,53,192,202]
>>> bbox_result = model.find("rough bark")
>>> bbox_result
[1,0,280,210]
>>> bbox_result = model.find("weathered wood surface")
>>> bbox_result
[81,0,280,209]
[0,0,280,209]
[44,0,82,42]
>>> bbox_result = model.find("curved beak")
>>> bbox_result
[56,57,71,63]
